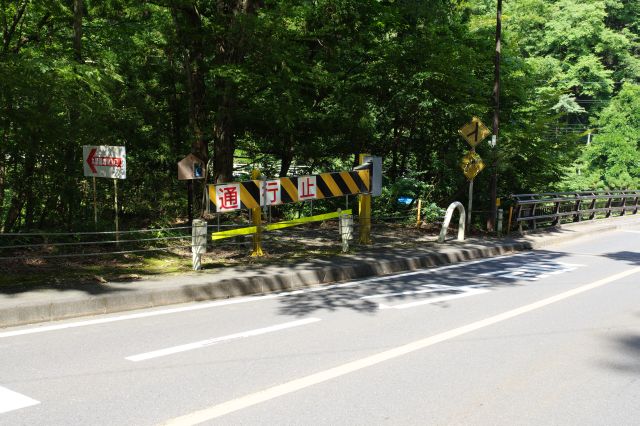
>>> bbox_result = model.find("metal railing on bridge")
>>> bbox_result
[510,190,640,232]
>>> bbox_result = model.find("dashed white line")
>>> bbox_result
[126,318,321,362]
[0,386,40,414]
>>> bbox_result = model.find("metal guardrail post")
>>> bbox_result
[605,192,613,218]
[192,219,207,271]
[573,193,582,222]
[589,193,597,220]
[552,200,561,226]
[438,202,465,243]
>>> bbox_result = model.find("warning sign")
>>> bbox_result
[460,151,485,180]
[459,117,491,148]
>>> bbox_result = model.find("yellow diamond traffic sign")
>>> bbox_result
[460,150,485,180]
[459,117,491,147]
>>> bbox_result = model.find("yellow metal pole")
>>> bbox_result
[250,169,264,257]
[507,205,514,233]
[416,198,422,228]
[358,153,372,245]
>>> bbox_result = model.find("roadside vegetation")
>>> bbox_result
[1,1,639,282]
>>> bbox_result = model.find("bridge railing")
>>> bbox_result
[511,190,640,232]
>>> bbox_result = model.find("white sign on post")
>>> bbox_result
[83,145,127,179]
[263,179,282,206]
[298,176,317,201]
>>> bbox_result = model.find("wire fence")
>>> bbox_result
[0,208,440,262]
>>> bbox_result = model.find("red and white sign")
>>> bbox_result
[216,183,241,212]
[263,179,282,205]
[83,145,126,179]
[298,175,317,200]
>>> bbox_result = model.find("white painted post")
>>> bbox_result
[192,219,207,271]
[339,211,353,253]
[438,202,466,243]
[497,208,503,235]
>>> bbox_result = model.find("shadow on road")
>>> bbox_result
[277,249,578,317]
[602,333,640,373]
[603,251,640,266]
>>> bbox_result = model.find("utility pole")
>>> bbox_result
[488,0,502,232]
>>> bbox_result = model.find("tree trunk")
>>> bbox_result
[172,4,208,164]
[213,84,235,183]
[278,136,295,177]
[212,0,263,183]
[64,0,83,229]
[73,0,83,63]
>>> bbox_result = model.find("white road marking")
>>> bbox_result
[478,260,584,281]
[381,286,491,310]
[126,318,321,362]
[360,285,456,300]
[0,252,529,339]
[622,230,640,233]
[161,267,640,425]
[0,386,40,414]
[360,283,490,310]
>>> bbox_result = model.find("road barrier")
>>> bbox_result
[438,202,465,243]
[511,190,640,232]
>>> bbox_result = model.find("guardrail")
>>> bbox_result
[511,190,640,232]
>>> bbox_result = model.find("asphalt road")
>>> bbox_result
[1,228,640,425]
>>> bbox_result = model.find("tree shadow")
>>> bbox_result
[602,251,640,266]
[600,333,640,373]
[276,249,575,317]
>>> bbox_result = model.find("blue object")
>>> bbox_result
[397,197,413,205]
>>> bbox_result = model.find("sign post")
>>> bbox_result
[358,153,372,245]
[178,154,205,225]
[459,118,490,227]
[250,169,264,257]
[83,145,126,239]
[92,177,97,230]
[114,179,119,246]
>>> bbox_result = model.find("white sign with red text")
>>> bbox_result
[263,179,282,206]
[297,175,317,201]
[216,183,241,212]
[83,145,126,179]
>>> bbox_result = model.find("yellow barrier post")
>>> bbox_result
[416,198,422,228]
[358,153,372,244]
[250,169,264,257]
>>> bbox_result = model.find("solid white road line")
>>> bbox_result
[126,318,321,362]
[161,266,640,425]
[622,230,640,234]
[0,252,530,339]
[0,386,40,414]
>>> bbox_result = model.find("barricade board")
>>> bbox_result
[208,170,370,213]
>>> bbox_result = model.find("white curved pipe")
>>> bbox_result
[438,202,466,243]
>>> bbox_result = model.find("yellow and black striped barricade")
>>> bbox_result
[207,169,370,213]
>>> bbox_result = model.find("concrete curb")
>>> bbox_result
[1,216,637,329]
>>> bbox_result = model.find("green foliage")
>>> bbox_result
[562,83,640,190]
[1,0,639,233]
